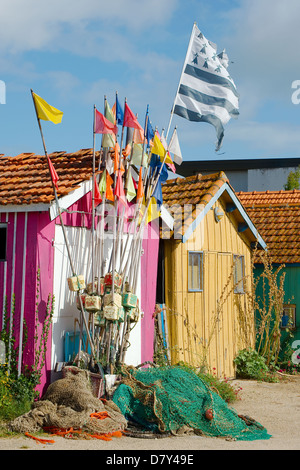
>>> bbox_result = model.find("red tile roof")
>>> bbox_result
[237,190,300,264]
[161,171,229,237]
[0,149,101,206]
[162,171,229,206]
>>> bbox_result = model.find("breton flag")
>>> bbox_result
[171,23,239,151]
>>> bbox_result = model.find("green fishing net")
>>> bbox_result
[113,366,271,441]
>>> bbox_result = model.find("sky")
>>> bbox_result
[1,0,300,163]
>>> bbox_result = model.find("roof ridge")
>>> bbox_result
[164,170,228,186]
[237,189,300,195]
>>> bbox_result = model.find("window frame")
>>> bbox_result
[281,304,296,330]
[0,223,7,261]
[188,251,204,292]
[233,254,245,294]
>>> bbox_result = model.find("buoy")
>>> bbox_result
[205,409,213,421]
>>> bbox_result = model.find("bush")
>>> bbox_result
[0,365,36,421]
[234,348,278,382]
[176,361,241,403]
[198,370,242,403]
[0,270,55,423]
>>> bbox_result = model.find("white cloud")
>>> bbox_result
[227,120,300,155]
[223,0,300,100]
[0,0,181,107]
[0,0,179,53]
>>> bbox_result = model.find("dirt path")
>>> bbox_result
[1,376,300,451]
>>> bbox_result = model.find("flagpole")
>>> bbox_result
[120,104,148,281]
[91,104,96,291]
[106,91,124,372]
[100,95,110,278]
[115,97,126,273]
[31,89,75,274]
[124,131,168,289]
[141,105,149,167]
[165,22,197,140]
[91,104,97,343]
[109,92,123,284]
[30,89,95,360]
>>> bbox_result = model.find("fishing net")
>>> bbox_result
[9,367,127,438]
[113,365,271,441]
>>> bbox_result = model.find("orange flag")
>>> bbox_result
[113,142,125,173]
[114,143,120,173]
[123,143,131,157]
[133,126,145,145]
[106,172,114,202]
[136,167,144,202]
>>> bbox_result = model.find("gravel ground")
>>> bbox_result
[1,375,300,453]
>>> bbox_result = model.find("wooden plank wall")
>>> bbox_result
[164,198,255,378]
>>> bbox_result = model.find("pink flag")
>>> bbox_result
[123,103,144,132]
[166,161,176,173]
[95,109,118,135]
[115,172,127,207]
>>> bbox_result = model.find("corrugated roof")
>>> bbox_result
[0,149,100,206]
[237,190,300,264]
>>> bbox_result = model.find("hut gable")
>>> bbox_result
[162,171,266,249]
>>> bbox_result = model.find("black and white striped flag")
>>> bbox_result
[170,23,239,151]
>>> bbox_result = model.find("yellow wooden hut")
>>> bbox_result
[159,171,266,378]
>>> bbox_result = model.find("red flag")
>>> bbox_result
[123,103,144,132]
[115,172,127,207]
[47,156,59,190]
[94,176,102,206]
[95,109,118,135]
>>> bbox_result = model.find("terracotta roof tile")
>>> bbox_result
[0,149,102,206]
[237,190,300,264]
[162,171,229,237]
[162,171,228,206]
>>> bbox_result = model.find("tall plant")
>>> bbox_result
[0,294,17,372]
[253,249,286,366]
[31,268,55,387]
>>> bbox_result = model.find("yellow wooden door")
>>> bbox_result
[205,252,235,378]
[217,253,235,378]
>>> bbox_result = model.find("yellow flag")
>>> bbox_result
[151,133,165,157]
[147,197,160,224]
[33,92,63,124]
[151,133,173,165]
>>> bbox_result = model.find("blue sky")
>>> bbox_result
[1,0,300,162]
